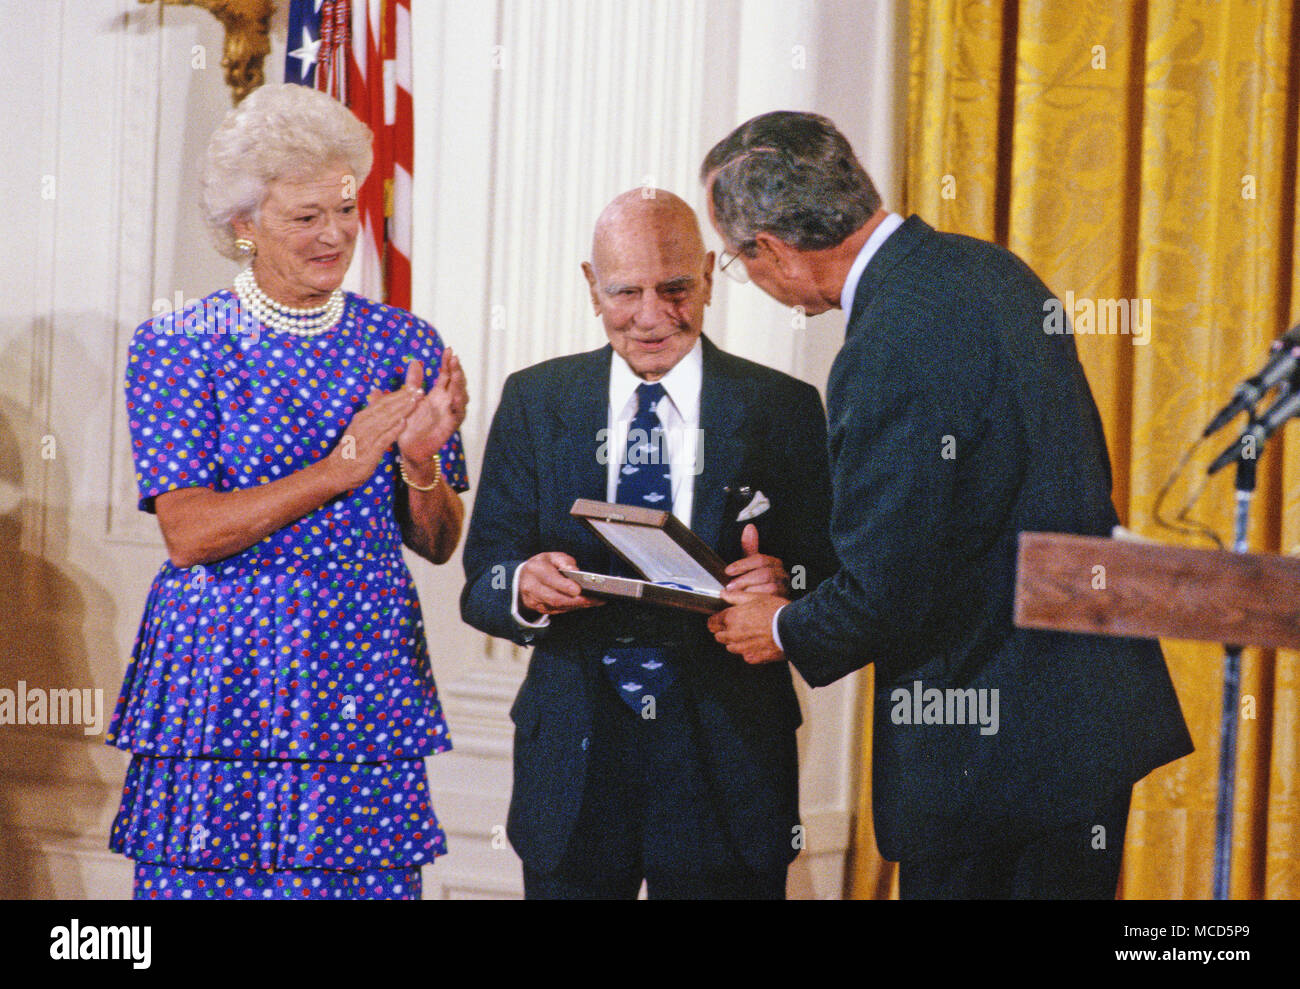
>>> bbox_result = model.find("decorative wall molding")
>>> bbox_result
[436,670,523,760]
[20,0,66,560]
[425,872,522,900]
[108,5,167,545]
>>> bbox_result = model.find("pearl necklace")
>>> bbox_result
[233,267,345,337]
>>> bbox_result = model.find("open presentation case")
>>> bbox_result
[560,499,731,614]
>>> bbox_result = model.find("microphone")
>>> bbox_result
[1202,324,1300,437]
[1207,381,1300,475]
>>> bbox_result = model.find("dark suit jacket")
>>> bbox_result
[461,336,836,874]
[778,215,1194,864]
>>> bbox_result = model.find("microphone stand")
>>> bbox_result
[1212,446,1255,900]
[1203,355,1300,897]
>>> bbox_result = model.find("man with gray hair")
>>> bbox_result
[702,111,1192,899]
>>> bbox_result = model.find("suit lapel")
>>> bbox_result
[694,337,745,552]
[553,346,612,564]
[552,345,610,498]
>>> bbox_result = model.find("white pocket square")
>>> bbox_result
[737,490,770,522]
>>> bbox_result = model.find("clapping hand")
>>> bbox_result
[329,382,423,492]
[396,349,469,483]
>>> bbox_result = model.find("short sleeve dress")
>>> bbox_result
[108,289,469,900]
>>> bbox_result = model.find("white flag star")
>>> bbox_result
[290,25,322,75]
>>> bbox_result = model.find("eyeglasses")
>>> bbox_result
[719,248,750,284]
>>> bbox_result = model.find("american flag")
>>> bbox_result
[286,0,413,310]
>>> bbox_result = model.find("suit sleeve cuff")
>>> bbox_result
[511,562,550,629]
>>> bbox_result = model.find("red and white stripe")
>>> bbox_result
[389,0,414,310]
[316,0,413,309]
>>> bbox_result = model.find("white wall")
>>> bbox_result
[0,0,904,899]
[0,0,259,897]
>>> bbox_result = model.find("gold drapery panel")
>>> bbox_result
[849,0,1300,899]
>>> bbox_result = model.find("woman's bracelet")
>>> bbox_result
[399,452,443,491]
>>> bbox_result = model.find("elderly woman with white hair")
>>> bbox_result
[106,84,469,900]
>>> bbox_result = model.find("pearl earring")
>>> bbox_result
[234,238,256,258]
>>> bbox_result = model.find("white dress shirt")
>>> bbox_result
[513,338,705,628]
[840,211,904,315]
[604,337,703,524]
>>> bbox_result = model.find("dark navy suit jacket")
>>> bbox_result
[461,336,836,874]
[778,216,1194,863]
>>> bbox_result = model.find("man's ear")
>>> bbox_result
[752,232,794,273]
[701,251,715,305]
[580,261,601,315]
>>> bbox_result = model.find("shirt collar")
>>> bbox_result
[840,211,904,315]
[609,336,703,422]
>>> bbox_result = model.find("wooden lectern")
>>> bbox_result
[1014,531,1300,650]
[1014,530,1300,899]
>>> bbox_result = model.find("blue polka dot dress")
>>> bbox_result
[108,289,469,900]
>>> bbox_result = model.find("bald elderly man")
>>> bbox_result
[461,189,836,899]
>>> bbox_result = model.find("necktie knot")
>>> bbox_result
[617,381,673,512]
[636,381,666,416]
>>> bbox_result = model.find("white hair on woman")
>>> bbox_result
[201,83,374,259]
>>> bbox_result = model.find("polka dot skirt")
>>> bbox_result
[132,863,422,900]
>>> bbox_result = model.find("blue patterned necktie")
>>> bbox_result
[616,382,673,509]
[602,381,676,711]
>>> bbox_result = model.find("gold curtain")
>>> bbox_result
[849,0,1300,899]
